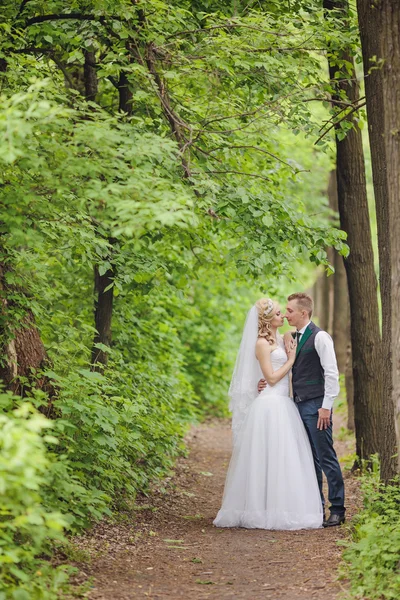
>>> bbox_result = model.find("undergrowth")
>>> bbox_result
[340,461,400,600]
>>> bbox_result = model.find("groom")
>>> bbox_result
[259,292,345,527]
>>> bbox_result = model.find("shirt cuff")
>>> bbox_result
[322,396,335,411]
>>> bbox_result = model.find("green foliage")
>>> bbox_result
[0,0,357,594]
[341,466,400,600]
[179,273,255,416]
[0,399,71,598]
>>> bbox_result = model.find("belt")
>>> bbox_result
[294,394,323,404]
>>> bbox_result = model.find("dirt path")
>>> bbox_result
[76,414,358,600]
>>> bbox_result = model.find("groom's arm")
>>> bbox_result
[315,331,340,429]
[257,378,267,393]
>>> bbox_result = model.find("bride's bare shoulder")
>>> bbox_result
[256,337,272,352]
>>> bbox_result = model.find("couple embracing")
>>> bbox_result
[214,293,345,530]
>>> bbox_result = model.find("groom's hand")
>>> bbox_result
[317,408,331,430]
[258,379,267,393]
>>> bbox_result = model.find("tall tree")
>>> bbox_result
[85,49,133,368]
[82,49,115,368]
[313,269,332,333]
[327,169,350,372]
[328,169,354,426]
[323,0,383,462]
[357,0,399,479]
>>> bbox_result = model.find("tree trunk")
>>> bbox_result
[313,275,322,325]
[335,247,354,429]
[84,50,98,101]
[320,274,330,332]
[314,269,332,332]
[323,0,383,462]
[345,340,355,431]
[118,71,133,114]
[91,266,114,366]
[0,263,50,398]
[327,247,335,336]
[357,0,400,478]
[83,49,117,370]
[0,314,47,393]
[328,170,350,374]
[328,168,353,425]
[312,279,320,323]
[333,252,350,373]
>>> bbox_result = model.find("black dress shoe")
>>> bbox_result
[323,513,345,528]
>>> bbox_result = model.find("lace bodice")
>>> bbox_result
[261,337,290,397]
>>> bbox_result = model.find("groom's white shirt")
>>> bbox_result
[297,321,340,411]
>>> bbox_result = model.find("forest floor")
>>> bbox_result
[72,408,359,600]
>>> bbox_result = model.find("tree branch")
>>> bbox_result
[144,43,193,177]
[303,96,366,107]
[191,144,223,163]
[16,0,32,18]
[317,96,366,133]
[191,170,271,182]
[50,54,78,90]
[314,102,366,145]
[25,13,111,27]
[167,22,290,40]
[206,145,302,171]
[245,46,326,53]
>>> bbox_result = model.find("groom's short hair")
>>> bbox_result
[287,292,313,317]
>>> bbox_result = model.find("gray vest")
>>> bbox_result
[292,322,325,401]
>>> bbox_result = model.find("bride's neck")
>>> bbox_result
[270,326,278,341]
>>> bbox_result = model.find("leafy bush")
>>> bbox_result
[0,399,70,598]
[341,466,400,600]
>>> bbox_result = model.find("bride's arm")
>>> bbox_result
[255,338,295,386]
[283,331,295,352]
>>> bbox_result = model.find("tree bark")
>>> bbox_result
[323,0,383,462]
[345,340,355,431]
[333,251,350,372]
[335,247,354,430]
[313,275,323,325]
[319,271,331,333]
[312,279,321,324]
[118,71,133,114]
[84,50,98,101]
[357,0,400,478]
[83,49,117,369]
[314,267,332,332]
[0,263,50,398]
[91,266,114,366]
[328,168,354,426]
[328,170,350,374]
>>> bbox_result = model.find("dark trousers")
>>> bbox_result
[296,396,345,516]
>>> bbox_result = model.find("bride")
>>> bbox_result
[213,298,323,530]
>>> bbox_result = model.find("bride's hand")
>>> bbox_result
[283,332,295,353]
[286,338,297,362]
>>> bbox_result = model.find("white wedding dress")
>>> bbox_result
[214,337,323,530]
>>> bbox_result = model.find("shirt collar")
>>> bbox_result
[298,321,311,335]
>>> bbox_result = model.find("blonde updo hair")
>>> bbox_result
[255,297,278,345]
